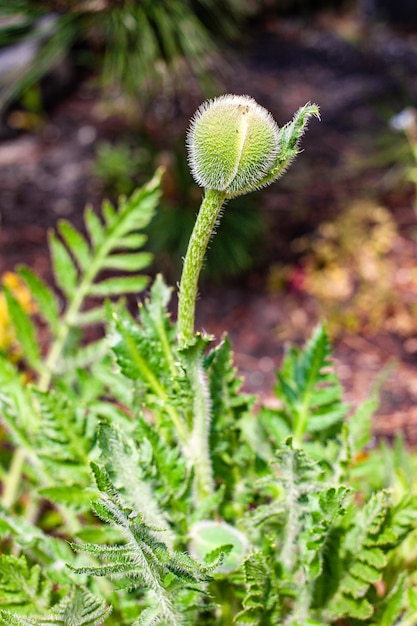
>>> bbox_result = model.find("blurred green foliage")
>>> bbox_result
[0,0,255,112]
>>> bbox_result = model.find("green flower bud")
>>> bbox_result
[187,94,280,197]
[179,95,319,347]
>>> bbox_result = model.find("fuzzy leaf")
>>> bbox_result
[98,422,173,538]
[71,465,210,624]
[39,586,112,625]
[0,587,111,626]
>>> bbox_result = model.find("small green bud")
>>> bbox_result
[187,94,319,198]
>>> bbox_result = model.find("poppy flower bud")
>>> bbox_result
[187,94,319,199]
[187,94,279,197]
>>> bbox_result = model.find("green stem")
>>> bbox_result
[177,189,226,346]
[1,448,25,509]
[293,408,308,447]
[176,188,226,506]
[189,352,214,503]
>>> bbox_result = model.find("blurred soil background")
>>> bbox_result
[2,0,417,441]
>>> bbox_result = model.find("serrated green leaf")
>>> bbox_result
[0,554,53,615]
[58,220,91,272]
[98,422,173,537]
[328,594,373,620]
[274,324,347,443]
[40,586,112,625]
[348,395,377,454]
[3,286,41,370]
[72,465,208,624]
[48,231,78,297]
[349,560,381,584]
[0,612,36,625]
[18,266,60,333]
[132,603,162,626]
[359,547,386,569]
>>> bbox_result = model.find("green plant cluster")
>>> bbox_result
[0,97,416,624]
[0,174,416,624]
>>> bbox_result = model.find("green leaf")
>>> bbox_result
[30,388,95,487]
[48,230,78,298]
[3,286,41,371]
[0,554,53,615]
[53,339,108,374]
[88,275,149,297]
[84,205,104,248]
[98,422,173,537]
[38,485,97,510]
[0,613,36,625]
[101,251,153,272]
[18,266,60,333]
[120,233,148,249]
[0,587,111,626]
[327,594,373,620]
[58,220,91,272]
[101,199,117,226]
[71,465,210,624]
[73,307,106,327]
[274,324,348,442]
[39,586,112,625]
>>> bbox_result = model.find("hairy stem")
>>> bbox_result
[189,352,214,504]
[177,189,226,346]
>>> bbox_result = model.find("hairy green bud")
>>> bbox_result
[179,95,319,347]
[187,94,319,198]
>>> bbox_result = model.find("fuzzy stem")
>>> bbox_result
[189,352,214,503]
[177,189,226,346]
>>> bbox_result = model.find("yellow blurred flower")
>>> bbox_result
[0,272,37,353]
